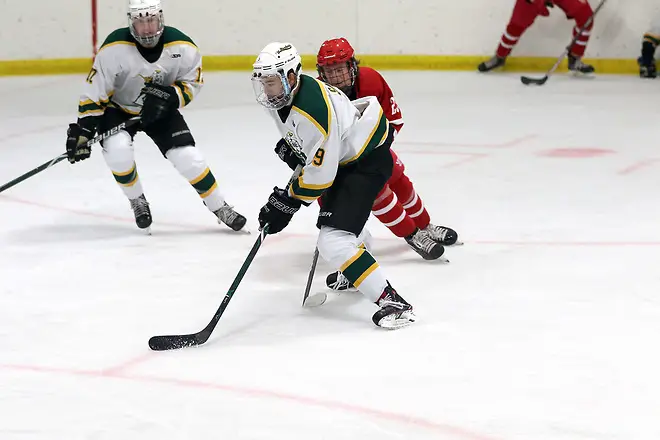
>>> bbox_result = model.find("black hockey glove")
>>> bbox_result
[140,83,179,127]
[258,187,301,234]
[275,138,305,171]
[65,123,95,164]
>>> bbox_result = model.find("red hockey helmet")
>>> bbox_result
[316,38,358,95]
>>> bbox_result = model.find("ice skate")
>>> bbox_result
[478,55,506,72]
[405,229,447,261]
[638,56,657,78]
[214,203,247,231]
[568,54,595,74]
[129,194,152,232]
[326,271,356,291]
[424,224,462,246]
[372,283,415,329]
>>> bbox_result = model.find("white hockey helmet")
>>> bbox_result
[252,42,302,110]
[127,0,164,48]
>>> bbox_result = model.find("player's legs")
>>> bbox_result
[99,108,151,229]
[372,185,417,237]
[479,0,539,72]
[370,149,445,258]
[371,149,416,237]
[316,138,414,328]
[387,150,460,246]
[145,111,246,231]
[554,0,593,56]
[554,0,595,73]
[639,13,660,78]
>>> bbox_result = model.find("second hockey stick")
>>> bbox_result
[0,117,141,194]
[520,0,608,86]
[301,247,328,307]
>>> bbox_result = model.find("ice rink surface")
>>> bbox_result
[1,70,659,440]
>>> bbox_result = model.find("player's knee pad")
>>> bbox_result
[101,131,134,169]
[388,150,406,183]
[566,1,593,27]
[317,226,362,268]
[165,145,207,180]
[388,173,414,205]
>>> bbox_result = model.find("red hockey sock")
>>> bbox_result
[496,24,524,58]
[389,174,430,230]
[372,188,416,238]
[402,191,430,230]
[570,23,592,57]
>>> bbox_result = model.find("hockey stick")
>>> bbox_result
[148,225,270,351]
[0,117,141,194]
[520,0,608,86]
[301,247,322,306]
[148,165,303,351]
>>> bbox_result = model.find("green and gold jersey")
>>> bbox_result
[267,74,389,204]
[78,26,203,119]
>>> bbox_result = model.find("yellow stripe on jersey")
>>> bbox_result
[340,109,389,166]
[289,170,333,202]
[98,41,136,54]
[164,41,198,50]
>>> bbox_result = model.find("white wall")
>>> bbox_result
[0,0,656,61]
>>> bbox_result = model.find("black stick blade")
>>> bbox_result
[148,332,209,351]
[521,75,549,86]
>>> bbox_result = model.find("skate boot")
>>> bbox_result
[424,224,462,246]
[214,203,247,231]
[129,194,152,231]
[568,54,595,74]
[478,55,506,72]
[638,56,657,78]
[326,271,355,291]
[405,228,445,260]
[372,283,415,329]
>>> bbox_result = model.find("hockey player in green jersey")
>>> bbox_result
[252,42,415,329]
[65,0,246,232]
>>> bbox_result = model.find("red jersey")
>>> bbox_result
[353,67,404,134]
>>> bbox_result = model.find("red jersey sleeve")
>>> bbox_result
[355,67,404,134]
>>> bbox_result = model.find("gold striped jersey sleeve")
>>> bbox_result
[170,43,203,108]
[78,50,115,120]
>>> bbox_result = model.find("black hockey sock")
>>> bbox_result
[642,41,656,66]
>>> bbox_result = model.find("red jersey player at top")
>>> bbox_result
[316,38,461,278]
[478,0,595,74]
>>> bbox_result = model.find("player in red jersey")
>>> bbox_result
[315,38,461,289]
[478,0,595,74]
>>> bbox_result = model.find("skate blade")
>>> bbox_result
[449,240,464,246]
[217,219,252,234]
[141,226,152,235]
[377,312,416,330]
[303,292,327,308]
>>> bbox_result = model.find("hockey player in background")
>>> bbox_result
[66,0,246,232]
[252,42,415,329]
[478,0,595,74]
[638,22,660,78]
[314,37,460,290]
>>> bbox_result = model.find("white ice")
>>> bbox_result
[1,71,660,440]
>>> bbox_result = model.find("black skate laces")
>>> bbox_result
[216,204,239,225]
[130,196,150,217]
[410,230,437,253]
